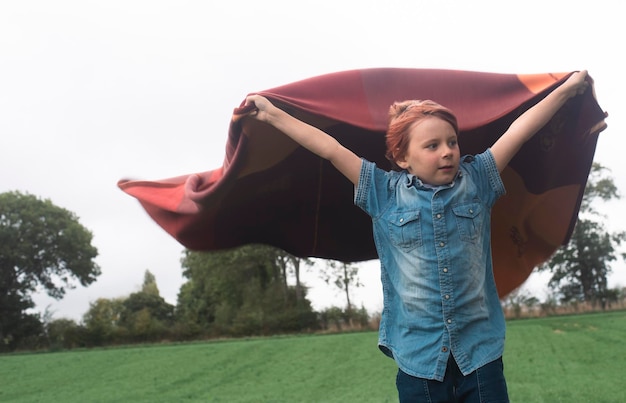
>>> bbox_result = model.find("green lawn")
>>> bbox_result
[1,311,624,402]
[504,311,625,402]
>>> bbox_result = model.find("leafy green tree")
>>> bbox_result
[45,318,84,350]
[119,271,175,342]
[81,272,175,345]
[540,163,625,306]
[82,297,126,346]
[141,270,160,296]
[175,277,214,333]
[177,245,318,337]
[0,191,99,351]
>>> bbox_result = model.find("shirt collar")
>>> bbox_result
[405,170,463,190]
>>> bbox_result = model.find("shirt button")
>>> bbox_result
[469,209,473,214]
[439,242,445,247]
[436,213,441,219]
[447,319,452,324]
[443,268,448,273]
[399,218,404,223]
[444,295,450,299]
[442,347,448,352]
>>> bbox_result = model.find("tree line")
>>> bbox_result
[0,191,367,352]
[1,163,625,352]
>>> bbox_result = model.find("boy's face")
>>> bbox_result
[396,116,460,186]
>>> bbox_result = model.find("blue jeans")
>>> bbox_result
[396,356,509,403]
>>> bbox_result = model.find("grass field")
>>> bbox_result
[1,311,624,402]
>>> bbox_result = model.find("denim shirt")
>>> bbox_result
[355,150,506,381]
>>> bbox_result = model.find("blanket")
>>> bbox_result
[118,68,607,297]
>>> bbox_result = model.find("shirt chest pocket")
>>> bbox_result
[387,210,422,252]
[452,202,482,243]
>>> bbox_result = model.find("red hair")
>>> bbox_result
[385,100,459,170]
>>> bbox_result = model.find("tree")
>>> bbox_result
[81,272,175,346]
[539,163,625,306]
[141,270,159,296]
[119,271,175,342]
[275,253,313,304]
[82,297,125,346]
[45,317,84,350]
[0,191,100,351]
[502,288,539,318]
[321,260,362,311]
[176,245,318,337]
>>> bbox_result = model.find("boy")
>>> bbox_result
[245,71,588,402]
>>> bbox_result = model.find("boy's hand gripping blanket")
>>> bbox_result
[118,68,607,297]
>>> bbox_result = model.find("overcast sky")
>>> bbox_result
[1,1,624,321]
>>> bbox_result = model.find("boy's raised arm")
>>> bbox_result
[490,70,590,172]
[245,95,362,186]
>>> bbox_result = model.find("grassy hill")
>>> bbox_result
[1,311,624,402]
